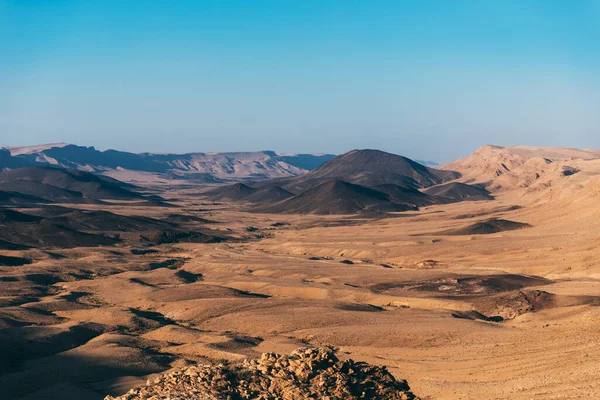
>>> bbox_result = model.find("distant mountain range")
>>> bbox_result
[203,149,496,215]
[0,143,501,216]
[1,143,336,182]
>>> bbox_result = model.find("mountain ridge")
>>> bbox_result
[0,144,336,182]
[0,166,153,204]
[442,144,600,192]
[207,149,481,215]
[250,179,418,215]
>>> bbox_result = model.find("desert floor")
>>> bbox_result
[2,190,600,399]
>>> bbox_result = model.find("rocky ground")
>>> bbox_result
[105,347,417,400]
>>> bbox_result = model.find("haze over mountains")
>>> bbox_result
[0,143,336,183]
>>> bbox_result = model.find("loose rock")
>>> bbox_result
[105,347,418,400]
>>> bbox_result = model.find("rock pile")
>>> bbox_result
[106,346,418,399]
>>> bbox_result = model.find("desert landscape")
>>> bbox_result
[2,143,600,399]
[3,2,597,398]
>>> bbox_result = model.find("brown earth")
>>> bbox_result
[2,145,600,399]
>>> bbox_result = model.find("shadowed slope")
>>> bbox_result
[204,183,257,201]
[0,190,50,206]
[0,209,120,248]
[278,149,460,192]
[374,183,438,207]
[0,167,145,203]
[244,185,295,203]
[438,218,531,235]
[423,182,493,202]
[251,180,416,215]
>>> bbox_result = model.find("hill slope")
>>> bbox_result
[0,190,50,206]
[209,149,469,214]
[439,218,531,235]
[0,166,146,203]
[442,145,600,192]
[0,209,120,249]
[280,149,460,191]
[374,183,438,207]
[423,182,494,202]
[204,183,257,201]
[251,180,416,215]
[244,185,295,203]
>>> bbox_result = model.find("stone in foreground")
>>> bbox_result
[106,346,418,400]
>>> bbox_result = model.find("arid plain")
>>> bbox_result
[2,145,600,399]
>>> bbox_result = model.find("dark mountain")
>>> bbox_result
[244,186,295,204]
[203,150,470,215]
[266,149,461,193]
[204,183,257,201]
[250,180,416,215]
[422,182,493,202]
[0,166,146,203]
[226,149,466,215]
[298,149,459,187]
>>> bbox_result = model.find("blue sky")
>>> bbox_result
[1,1,599,161]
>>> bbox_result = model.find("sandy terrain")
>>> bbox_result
[2,146,600,399]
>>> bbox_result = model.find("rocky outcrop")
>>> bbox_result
[106,347,418,400]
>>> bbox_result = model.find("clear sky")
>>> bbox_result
[1,1,599,161]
